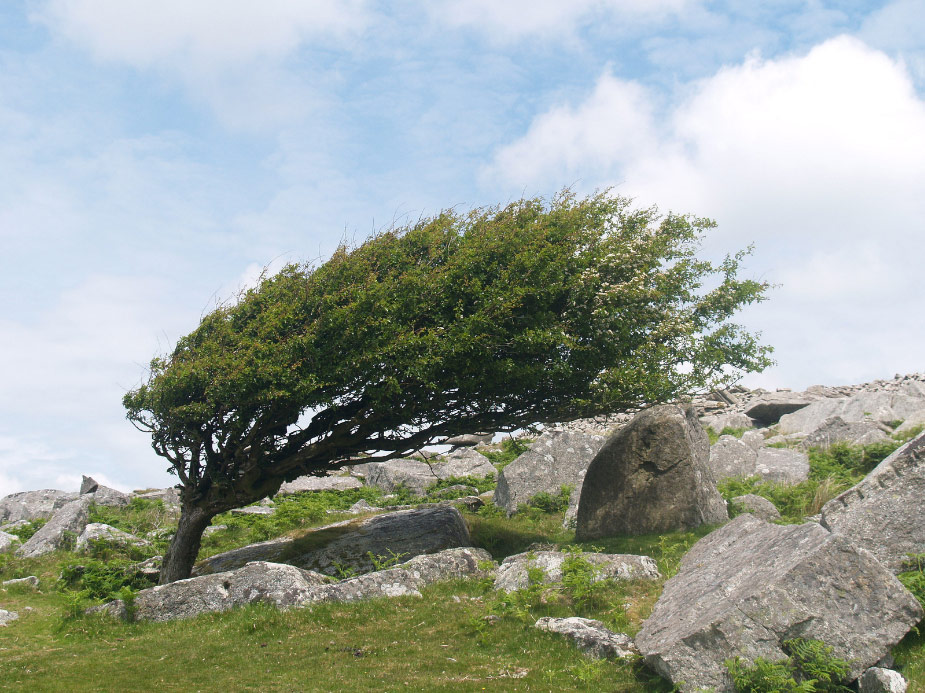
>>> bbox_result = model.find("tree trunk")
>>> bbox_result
[159,504,215,584]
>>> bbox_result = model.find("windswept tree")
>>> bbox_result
[125,191,772,583]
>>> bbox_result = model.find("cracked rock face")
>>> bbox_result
[821,430,925,573]
[195,505,472,577]
[576,405,727,540]
[0,489,78,524]
[635,514,923,692]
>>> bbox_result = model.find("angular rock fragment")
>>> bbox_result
[2,576,38,588]
[801,416,891,449]
[779,390,925,435]
[576,405,727,540]
[493,551,659,592]
[195,505,471,577]
[821,431,925,572]
[635,515,922,692]
[535,617,639,659]
[16,496,94,558]
[744,393,811,423]
[858,667,908,693]
[0,609,18,626]
[754,447,809,484]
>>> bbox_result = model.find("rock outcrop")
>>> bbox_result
[364,449,496,495]
[821,430,925,572]
[277,475,362,495]
[76,523,149,552]
[493,430,606,517]
[535,617,639,659]
[635,514,922,692]
[730,494,780,521]
[576,405,727,540]
[15,496,94,558]
[0,489,78,524]
[195,505,471,577]
[801,416,891,449]
[493,550,659,592]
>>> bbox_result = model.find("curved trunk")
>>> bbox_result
[159,505,215,584]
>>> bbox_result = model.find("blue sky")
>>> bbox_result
[1,0,924,496]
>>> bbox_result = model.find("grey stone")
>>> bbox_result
[701,412,756,434]
[277,475,362,495]
[0,531,20,553]
[202,524,227,537]
[821,431,925,572]
[801,416,891,449]
[494,430,605,516]
[76,523,150,551]
[744,394,812,423]
[779,390,925,435]
[0,609,18,626]
[132,487,181,507]
[740,430,766,450]
[535,617,639,659]
[754,447,809,484]
[444,433,493,447]
[89,485,132,508]
[858,667,908,693]
[437,447,497,479]
[730,494,780,521]
[432,484,478,498]
[635,515,922,692]
[709,435,758,481]
[195,505,471,577]
[16,496,93,558]
[895,411,925,436]
[102,547,492,622]
[0,489,78,523]
[346,499,379,514]
[2,576,38,588]
[493,551,659,592]
[79,475,99,494]
[230,505,275,516]
[364,450,495,495]
[576,405,727,540]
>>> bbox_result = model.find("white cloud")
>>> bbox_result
[484,36,925,388]
[431,0,692,41]
[35,0,369,70]
[860,0,925,84]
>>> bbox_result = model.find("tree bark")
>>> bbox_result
[159,504,215,584]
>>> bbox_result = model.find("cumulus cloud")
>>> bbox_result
[483,36,925,388]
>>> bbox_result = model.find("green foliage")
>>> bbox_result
[2,518,47,542]
[560,545,608,612]
[725,639,851,692]
[807,441,899,484]
[524,486,572,514]
[58,558,156,602]
[899,553,925,611]
[480,437,533,471]
[366,549,408,571]
[726,656,814,692]
[896,424,925,443]
[123,190,772,580]
[424,474,496,499]
[707,426,750,445]
[784,638,851,691]
[88,498,174,552]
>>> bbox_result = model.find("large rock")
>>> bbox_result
[195,505,471,577]
[493,550,659,592]
[801,416,891,449]
[101,547,491,622]
[700,412,756,435]
[494,430,605,516]
[708,435,757,481]
[277,475,362,495]
[0,530,20,553]
[444,433,493,447]
[635,514,922,692]
[821,431,925,572]
[15,496,94,558]
[744,393,812,424]
[88,485,132,508]
[754,447,809,484]
[0,489,78,523]
[535,617,639,659]
[779,390,925,435]
[730,494,780,521]
[132,487,181,507]
[709,436,809,484]
[76,523,150,552]
[576,405,727,540]
[364,449,496,496]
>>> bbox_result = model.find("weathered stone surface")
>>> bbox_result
[277,475,362,495]
[2,576,38,588]
[195,505,471,577]
[821,431,925,572]
[444,433,493,447]
[895,411,925,436]
[801,416,891,449]
[365,449,496,495]
[576,405,727,540]
[754,447,809,484]
[494,430,605,516]
[76,523,149,551]
[745,394,812,423]
[80,475,99,494]
[700,412,756,434]
[230,505,275,516]
[0,489,78,523]
[493,551,659,592]
[740,430,767,450]
[731,494,780,521]
[709,435,757,481]
[779,390,925,435]
[16,496,93,558]
[858,667,908,693]
[89,484,132,508]
[635,514,923,692]
[103,548,492,622]
[132,487,181,507]
[0,531,20,553]
[0,609,18,626]
[535,617,639,659]
[346,499,379,514]
[437,447,497,479]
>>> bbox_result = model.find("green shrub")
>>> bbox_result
[3,518,47,541]
[899,553,925,611]
[523,486,572,514]
[479,437,533,471]
[58,558,156,602]
[725,638,851,692]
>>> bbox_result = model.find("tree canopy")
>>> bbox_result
[125,190,772,582]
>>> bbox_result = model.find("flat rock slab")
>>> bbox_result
[744,394,812,423]
[709,436,758,481]
[100,547,492,622]
[821,431,925,572]
[754,447,809,484]
[16,496,93,558]
[132,488,181,507]
[364,450,496,496]
[494,430,606,516]
[3,576,39,588]
[494,551,659,592]
[535,617,639,659]
[0,489,78,523]
[277,475,362,495]
[779,390,925,435]
[635,514,922,692]
[802,416,891,449]
[195,505,471,577]
[576,405,727,540]
[76,523,149,551]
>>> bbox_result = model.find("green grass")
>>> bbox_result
[2,434,924,692]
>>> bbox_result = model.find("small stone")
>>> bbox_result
[2,576,39,588]
[858,667,908,693]
[0,609,18,626]
[730,494,780,521]
[535,617,639,659]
